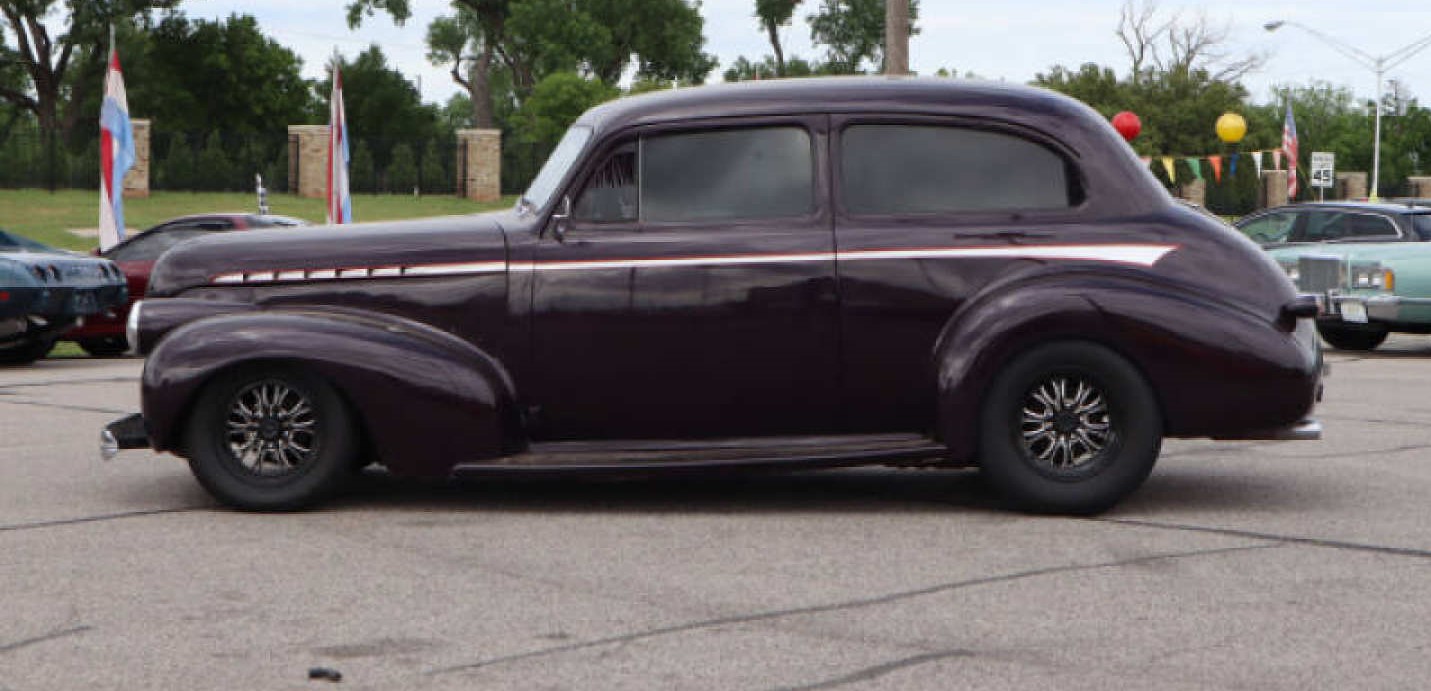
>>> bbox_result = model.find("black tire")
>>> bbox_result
[78,336,129,357]
[184,365,359,511]
[0,335,57,366]
[978,341,1162,515]
[1316,323,1388,351]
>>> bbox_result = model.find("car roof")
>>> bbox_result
[1263,201,1431,215]
[574,76,1095,135]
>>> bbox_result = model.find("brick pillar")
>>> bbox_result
[1260,170,1289,209]
[456,128,501,202]
[122,118,151,198]
[1176,178,1206,207]
[287,125,330,199]
[1405,176,1431,198]
[1335,172,1368,200]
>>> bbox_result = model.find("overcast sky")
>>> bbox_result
[180,0,1431,108]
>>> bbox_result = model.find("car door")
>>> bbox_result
[831,116,1085,433]
[527,116,840,441]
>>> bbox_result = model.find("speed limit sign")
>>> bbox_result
[1310,151,1335,189]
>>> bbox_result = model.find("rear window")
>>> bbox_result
[1412,214,1431,240]
[841,124,1074,215]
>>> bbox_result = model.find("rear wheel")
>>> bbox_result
[185,365,358,511]
[978,342,1162,515]
[78,336,129,357]
[1316,323,1388,351]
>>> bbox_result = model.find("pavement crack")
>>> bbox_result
[427,543,1274,677]
[0,625,92,655]
[767,649,973,691]
[0,397,131,415]
[0,507,207,534]
[1100,518,1431,559]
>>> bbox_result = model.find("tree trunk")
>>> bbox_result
[470,43,495,129]
[765,20,786,77]
[884,0,910,76]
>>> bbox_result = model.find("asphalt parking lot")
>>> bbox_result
[3,338,1431,690]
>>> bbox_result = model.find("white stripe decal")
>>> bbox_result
[209,245,1177,285]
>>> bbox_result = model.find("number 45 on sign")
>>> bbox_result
[1310,151,1335,199]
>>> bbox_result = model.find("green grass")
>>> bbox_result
[0,189,518,252]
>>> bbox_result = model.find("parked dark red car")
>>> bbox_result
[106,78,1324,514]
[64,213,305,355]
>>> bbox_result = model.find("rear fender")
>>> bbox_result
[932,271,1315,462]
[142,309,520,477]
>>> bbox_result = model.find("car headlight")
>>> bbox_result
[1350,264,1392,291]
[1280,262,1299,283]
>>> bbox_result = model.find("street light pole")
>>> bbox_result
[1265,21,1431,201]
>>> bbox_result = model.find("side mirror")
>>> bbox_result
[550,195,572,242]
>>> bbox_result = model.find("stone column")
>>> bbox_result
[1176,178,1206,207]
[121,118,151,198]
[1335,172,1368,200]
[1405,176,1431,198]
[1260,170,1289,209]
[456,128,501,202]
[287,125,330,199]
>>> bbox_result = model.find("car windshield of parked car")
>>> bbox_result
[841,124,1072,215]
[642,126,815,223]
[105,229,211,262]
[0,230,56,253]
[1238,211,1296,244]
[523,126,592,211]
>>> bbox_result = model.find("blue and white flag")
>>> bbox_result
[99,43,135,250]
[326,61,352,225]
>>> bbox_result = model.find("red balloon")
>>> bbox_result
[1111,111,1141,142]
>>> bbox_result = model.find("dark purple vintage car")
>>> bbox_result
[105,78,1324,514]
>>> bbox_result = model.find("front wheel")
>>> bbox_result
[185,365,359,511]
[0,335,57,366]
[977,342,1162,515]
[1316,323,1388,351]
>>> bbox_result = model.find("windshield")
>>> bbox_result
[0,230,55,253]
[522,126,592,211]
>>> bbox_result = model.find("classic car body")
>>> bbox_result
[107,78,1324,514]
[1,230,127,365]
[1237,202,1431,350]
[63,213,307,356]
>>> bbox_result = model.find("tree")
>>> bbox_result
[755,0,802,77]
[420,139,447,193]
[884,0,909,75]
[723,55,819,82]
[195,132,235,191]
[512,72,618,151]
[347,0,715,129]
[1116,0,1264,84]
[808,0,919,74]
[0,0,179,139]
[316,46,441,170]
[128,14,318,136]
[350,141,376,193]
[386,142,417,193]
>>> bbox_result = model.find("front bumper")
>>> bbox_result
[100,413,150,460]
[1320,294,1431,325]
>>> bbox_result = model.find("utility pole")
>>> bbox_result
[885,0,911,76]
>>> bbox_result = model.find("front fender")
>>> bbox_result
[934,271,1320,462]
[142,309,520,477]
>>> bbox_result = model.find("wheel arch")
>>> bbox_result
[142,309,523,477]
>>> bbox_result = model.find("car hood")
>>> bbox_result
[147,212,514,298]
[1265,242,1428,264]
[1,250,124,288]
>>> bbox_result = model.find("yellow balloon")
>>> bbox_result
[1216,112,1247,144]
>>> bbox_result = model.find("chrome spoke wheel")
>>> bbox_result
[224,380,320,477]
[1019,375,1115,471]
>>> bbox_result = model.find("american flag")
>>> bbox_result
[1283,101,1299,199]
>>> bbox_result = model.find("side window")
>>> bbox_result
[1239,212,1296,244]
[1295,212,1342,242]
[1341,213,1399,239]
[573,144,637,223]
[841,124,1074,215]
[641,126,814,223]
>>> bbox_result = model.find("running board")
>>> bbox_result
[451,434,948,478]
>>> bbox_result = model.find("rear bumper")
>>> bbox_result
[100,413,150,460]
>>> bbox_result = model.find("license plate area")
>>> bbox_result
[1340,300,1368,323]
